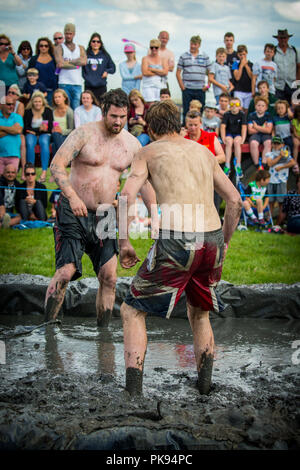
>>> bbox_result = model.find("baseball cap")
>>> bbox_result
[124,43,135,53]
[272,136,283,144]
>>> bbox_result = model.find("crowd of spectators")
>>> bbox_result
[0,25,300,233]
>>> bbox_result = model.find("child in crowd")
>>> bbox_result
[208,47,234,104]
[266,136,295,219]
[292,105,300,174]
[248,96,273,167]
[160,88,171,101]
[216,93,230,119]
[252,44,277,96]
[22,68,47,100]
[49,188,61,221]
[244,169,271,225]
[248,80,277,117]
[220,97,247,177]
[232,45,253,113]
[273,100,294,161]
[202,104,221,136]
[189,99,202,114]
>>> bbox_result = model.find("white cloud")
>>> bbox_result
[40,11,57,18]
[274,1,300,20]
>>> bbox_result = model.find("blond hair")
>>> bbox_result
[26,91,49,110]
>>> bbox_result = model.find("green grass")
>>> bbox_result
[0,227,299,284]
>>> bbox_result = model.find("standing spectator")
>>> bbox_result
[22,68,47,100]
[224,32,238,68]
[157,31,175,89]
[292,105,300,173]
[23,91,53,183]
[16,162,47,221]
[28,37,57,106]
[273,100,294,157]
[74,90,102,128]
[0,34,23,91]
[248,80,278,117]
[128,89,150,146]
[54,23,87,110]
[141,39,168,106]
[248,96,273,167]
[232,45,253,113]
[0,164,22,228]
[0,95,23,175]
[16,41,33,90]
[176,35,212,123]
[7,84,25,178]
[220,97,247,177]
[53,32,64,47]
[277,174,300,233]
[252,44,277,97]
[208,47,234,104]
[82,32,115,103]
[51,88,74,155]
[273,29,300,104]
[119,43,142,95]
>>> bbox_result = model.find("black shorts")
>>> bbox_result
[54,195,118,281]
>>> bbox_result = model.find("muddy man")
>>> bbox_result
[119,100,242,395]
[45,88,156,327]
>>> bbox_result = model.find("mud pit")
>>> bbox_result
[0,314,299,450]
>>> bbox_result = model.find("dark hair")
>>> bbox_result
[17,40,33,56]
[35,37,54,56]
[255,169,270,182]
[219,92,230,100]
[186,110,202,120]
[257,80,269,89]
[293,104,300,120]
[101,88,129,116]
[87,32,108,56]
[264,43,275,52]
[146,100,181,135]
[24,162,35,171]
[160,88,171,96]
[80,89,100,107]
[224,32,234,39]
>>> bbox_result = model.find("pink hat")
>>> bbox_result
[124,43,135,53]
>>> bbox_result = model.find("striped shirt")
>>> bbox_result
[177,51,212,89]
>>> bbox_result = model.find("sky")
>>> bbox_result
[1,0,300,100]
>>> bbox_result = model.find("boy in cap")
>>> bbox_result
[202,103,221,136]
[22,68,47,99]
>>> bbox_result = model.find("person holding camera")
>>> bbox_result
[127,89,150,146]
[0,35,23,91]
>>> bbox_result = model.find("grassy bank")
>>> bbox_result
[0,228,299,284]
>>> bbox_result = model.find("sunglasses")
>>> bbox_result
[22,47,31,50]
[39,44,49,48]
[91,40,100,43]
[0,42,9,46]
[230,103,240,107]
[8,91,18,96]
[150,46,159,50]
[5,103,15,107]
[54,36,63,40]
[25,172,35,176]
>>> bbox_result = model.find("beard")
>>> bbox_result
[104,118,124,135]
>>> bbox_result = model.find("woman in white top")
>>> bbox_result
[74,90,102,128]
[141,38,168,106]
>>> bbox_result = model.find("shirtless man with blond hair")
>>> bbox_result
[45,88,156,327]
[119,100,242,396]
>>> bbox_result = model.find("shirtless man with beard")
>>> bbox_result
[119,100,242,395]
[45,88,156,327]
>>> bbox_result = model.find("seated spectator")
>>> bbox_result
[0,164,21,228]
[28,37,57,106]
[16,162,47,221]
[248,80,277,117]
[119,43,142,95]
[251,44,277,97]
[243,169,271,225]
[0,95,23,176]
[220,97,247,177]
[202,103,221,136]
[23,91,53,183]
[74,90,102,128]
[49,187,61,221]
[128,89,150,146]
[51,88,74,155]
[266,136,295,219]
[216,93,230,119]
[292,105,300,174]
[277,174,300,234]
[189,99,202,114]
[248,96,273,167]
[160,88,171,101]
[232,45,253,113]
[208,47,234,104]
[16,41,33,90]
[141,39,168,106]
[273,100,294,160]
[0,34,23,91]
[7,84,26,179]
[22,68,47,101]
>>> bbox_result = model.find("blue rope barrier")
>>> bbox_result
[0,186,60,192]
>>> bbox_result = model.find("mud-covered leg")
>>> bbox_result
[96,255,117,327]
[187,303,214,395]
[121,302,147,395]
[44,264,76,321]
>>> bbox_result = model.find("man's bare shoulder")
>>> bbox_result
[120,129,142,154]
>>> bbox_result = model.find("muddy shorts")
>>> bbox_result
[124,228,224,317]
[54,195,118,281]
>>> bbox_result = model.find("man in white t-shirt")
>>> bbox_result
[158,31,175,89]
[54,23,87,110]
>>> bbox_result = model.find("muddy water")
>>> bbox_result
[0,315,299,450]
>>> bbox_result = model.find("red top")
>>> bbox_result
[184,130,216,155]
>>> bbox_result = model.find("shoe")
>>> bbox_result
[223,166,230,176]
[235,166,243,178]
[258,218,266,226]
[251,217,259,225]
[1,213,11,229]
